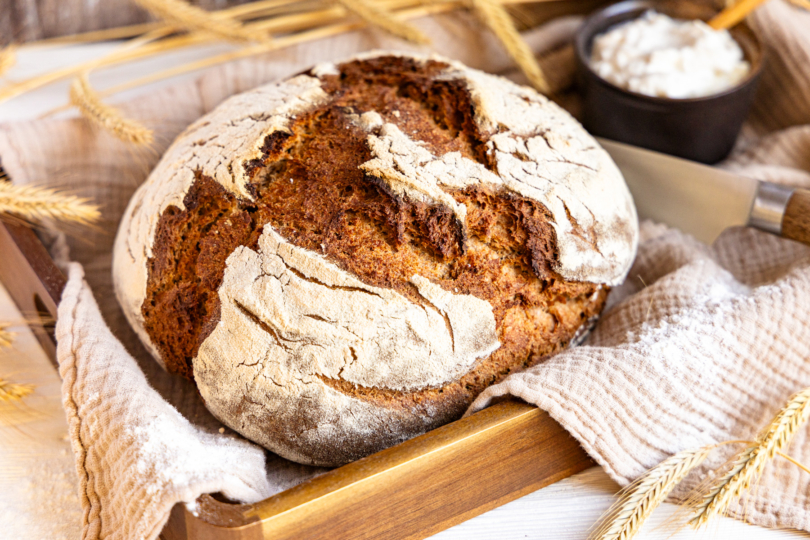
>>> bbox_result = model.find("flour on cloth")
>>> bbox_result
[1,2,810,538]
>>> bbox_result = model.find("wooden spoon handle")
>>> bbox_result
[782,188,810,246]
[708,0,770,30]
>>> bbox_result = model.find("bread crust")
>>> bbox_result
[113,52,638,466]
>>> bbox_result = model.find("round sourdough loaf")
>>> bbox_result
[113,52,638,466]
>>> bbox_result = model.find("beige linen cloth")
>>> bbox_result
[1,3,809,539]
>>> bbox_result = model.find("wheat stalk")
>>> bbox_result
[65,1,461,107]
[467,0,551,94]
[1,0,527,104]
[3,0,551,105]
[132,0,264,43]
[0,377,35,403]
[789,0,810,10]
[337,0,429,44]
[69,72,154,145]
[0,46,16,77]
[591,445,714,540]
[0,323,14,348]
[690,387,810,528]
[21,0,313,46]
[0,182,101,225]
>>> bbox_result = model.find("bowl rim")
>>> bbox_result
[574,0,765,104]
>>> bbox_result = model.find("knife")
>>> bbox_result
[598,138,810,246]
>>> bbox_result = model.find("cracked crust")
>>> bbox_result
[113,52,638,466]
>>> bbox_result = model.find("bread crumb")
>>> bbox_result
[218,427,225,434]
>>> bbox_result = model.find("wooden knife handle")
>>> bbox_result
[782,188,810,246]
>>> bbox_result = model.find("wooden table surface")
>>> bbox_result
[1,42,808,540]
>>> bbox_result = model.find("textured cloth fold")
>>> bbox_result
[57,263,273,539]
[1,3,810,538]
[470,223,810,528]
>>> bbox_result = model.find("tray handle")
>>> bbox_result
[0,219,66,365]
[162,400,594,540]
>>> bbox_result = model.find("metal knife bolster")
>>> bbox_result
[748,183,796,235]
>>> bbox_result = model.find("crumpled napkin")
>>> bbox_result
[471,220,810,529]
[56,263,273,540]
[1,1,809,538]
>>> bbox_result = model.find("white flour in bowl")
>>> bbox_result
[589,11,750,99]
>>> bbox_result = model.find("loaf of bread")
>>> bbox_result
[113,52,638,466]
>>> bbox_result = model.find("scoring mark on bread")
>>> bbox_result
[274,250,386,300]
[233,299,297,353]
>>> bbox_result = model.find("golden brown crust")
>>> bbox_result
[142,55,606,456]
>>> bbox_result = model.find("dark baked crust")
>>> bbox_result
[142,55,606,424]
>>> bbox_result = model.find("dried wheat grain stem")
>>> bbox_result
[0,182,101,225]
[690,387,810,528]
[337,0,429,44]
[72,2,456,103]
[69,73,154,145]
[0,0,456,104]
[777,451,810,476]
[132,0,263,43]
[467,0,551,94]
[0,377,35,403]
[0,323,14,348]
[0,46,16,77]
[591,445,714,540]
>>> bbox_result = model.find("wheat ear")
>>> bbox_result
[0,46,16,77]
[0,377,35,403]
[467,0,551,95]
[70,73,154,145]
[337,0,429,44]
[0,182,101,225]
[132,0,261,43]
[0,323,14,348]
[690,387,810,528]
[591,445,714,540]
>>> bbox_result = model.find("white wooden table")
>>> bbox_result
[0,43,807,540]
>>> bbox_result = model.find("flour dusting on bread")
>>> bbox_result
[113,52,638,466]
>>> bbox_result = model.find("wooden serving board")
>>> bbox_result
[0,218,594,539]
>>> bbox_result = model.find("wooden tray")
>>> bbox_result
[0,0,622,533]
[0,218,594,539]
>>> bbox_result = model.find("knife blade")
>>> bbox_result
[598,138,810,247]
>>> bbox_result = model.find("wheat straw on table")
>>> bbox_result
[69,73,154,145]
[133,0,264,43]
[690,387,810,528]
[590,445,714,540]
[337,0,430,43]
[0,377,35,403]
[0,182,101,225]
[67,1,463,105]
[468,0,551,94]
[0,46,16,77]
[0,0,546,105]
[0,323,14,349]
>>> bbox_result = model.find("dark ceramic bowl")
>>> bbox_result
[575,0,764,164]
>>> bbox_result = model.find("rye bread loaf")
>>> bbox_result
[113,52,639,467]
